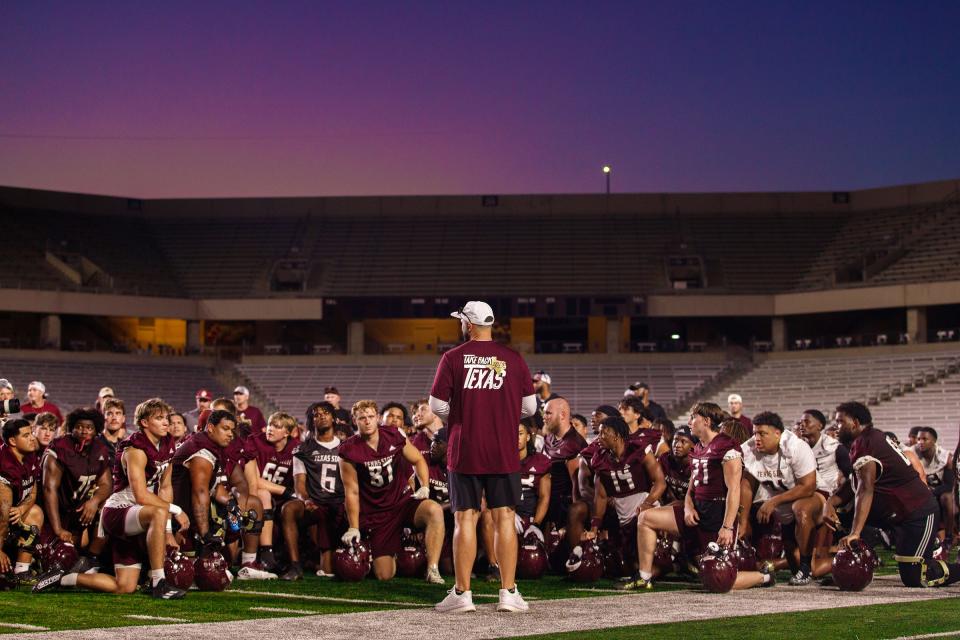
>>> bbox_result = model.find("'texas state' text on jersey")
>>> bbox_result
[431,341,534,475]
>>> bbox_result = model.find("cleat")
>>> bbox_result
[486,563,501,583]
[258,549,278,573]
[32,568,66,593]
[760,561,777,587]
[68,556,101,575]
[151,578,186,599]
[279,564,303,581]
[237,561,277,580]
[614,574,653,591]
[789,568,812,586]
[425,565,445,585]
[496,587,529,612]
[435,587,476,613]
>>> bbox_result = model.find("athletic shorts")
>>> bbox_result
[100,505,147,569]
[672,499,734,555]
[895,501,939,562]
[301,501,348,551]
[448,471,521,512]
[361,496,422,559]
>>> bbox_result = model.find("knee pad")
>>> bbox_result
[244,509,264,535]
[895,554,928,587]
[263,508,274,522]
[15,523,39,553]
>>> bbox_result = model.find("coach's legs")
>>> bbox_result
[479,508,498,567]
[491,506,518,590]
[453,509,479,592]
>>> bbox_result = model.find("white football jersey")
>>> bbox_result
[811,434,843,493]
[742,429,817,503]
[912,444,950,487]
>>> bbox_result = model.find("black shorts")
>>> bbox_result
[448,471,521,512]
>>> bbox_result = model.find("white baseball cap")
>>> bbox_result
[728,393,743,403]
[451,301,495,326]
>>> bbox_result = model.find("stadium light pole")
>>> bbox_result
[603,165,611,194]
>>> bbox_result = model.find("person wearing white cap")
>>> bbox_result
[0,379,20,419]
[234,385,267,434]
[727,393,753,436]
[432,300,538,613]
[532,371,558,411]
[23,381,63,424]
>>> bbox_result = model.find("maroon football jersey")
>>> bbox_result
[427,461,448,505]
[430,340,534,474]
[591,440,653,498]
[849,426,935,524]
[44,435,111,512]
[240,406,267,435]
[245,433,297,489]
[410,430,434,457]
[690,433,742,501]
[171,431,225,512]
[518,452,551,518]
[338,426,410,516]
[112,431,176,496]
[658,452,692,503]
[543,428,587,498]
[223,422,253,476]
[0,446,39,505]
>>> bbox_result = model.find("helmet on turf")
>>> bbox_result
[396,544,426,578]
[756,521,784,561]
[334,539,371,582]
[164,545,195,590]
[547,526,568,573]
[653,534,677,575]
[194,550,231,591]
[832,541,876,591]
[598,538,626,579]
[565,541,603,583]
[517,531,548,579]
[735,538,758,572]
[41,540,79,573]
[698,542,738,593]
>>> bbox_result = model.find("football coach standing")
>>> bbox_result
[431,301,537,613]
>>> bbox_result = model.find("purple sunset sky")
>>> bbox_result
[2,1,959,198]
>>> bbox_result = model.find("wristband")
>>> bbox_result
[168,504,183,516]
[720,525,734,532]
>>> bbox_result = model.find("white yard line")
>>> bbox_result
[249,606,320,615]
[883,632,960,640]
[229,588,426,607]
[0,622,49,631]
[569,587,624,593]
[123,615,188,623]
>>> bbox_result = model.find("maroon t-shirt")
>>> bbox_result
[44,435,111,512]
[339,426,411,518]
[850,426,936,524]
[658,452,692,503]
[0,447,39,505]
[737,415,754,437]
[171,431,225,512]
[244,433,297,489]
[240,406,267,435]
[430,340,534,474]
[690,433,741,501]
[591,440,654,498]
[543,428,587,499]
[112,431,176,495]
[518,452,551,518]
[22,401,63,424]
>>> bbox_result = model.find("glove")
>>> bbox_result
[524,524,544,543]
[514,515,531,535]
[412,486,430,500]
[341,527,361,546]
[280,485,295,501]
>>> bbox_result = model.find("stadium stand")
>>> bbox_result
[0,352,223,414]
[236,358,730,420]
[699,345,960,451]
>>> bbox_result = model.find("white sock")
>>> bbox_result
[639,570,653,581]
[15,562,30,574]
[61,573,79,587]
[149,569,164,587]
[242,552,257,564]
[762,573,771,584]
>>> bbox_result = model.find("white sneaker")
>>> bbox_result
[435,587,476,613]
[497,587,529,613]
[425,566,445,585]
[315,569,334,578]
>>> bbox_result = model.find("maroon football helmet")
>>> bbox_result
[756,521,784,561]
[164,545,195,590]
[653,534,677,575]
[396,545,427,578]
[517,532,548,579]
[194,551,231,591]
[565,541,604,583]
[334,539,371,582]
[0,570,16,591]
[598,538,626,579]
[699,542,739,593]
[832,541,876,591]
[41,540,79,573]
[735,538,758,572]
